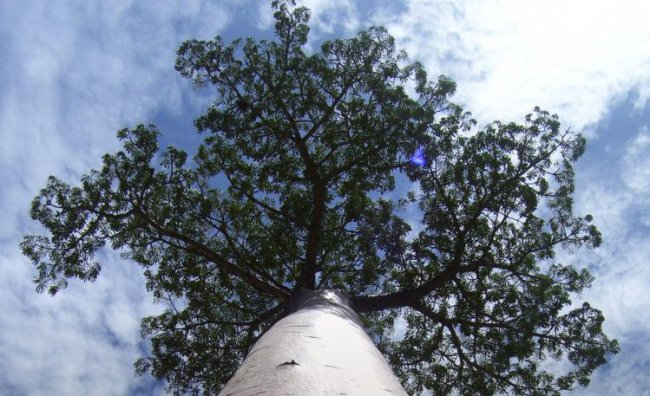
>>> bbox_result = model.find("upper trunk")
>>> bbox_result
[218,289,407,395]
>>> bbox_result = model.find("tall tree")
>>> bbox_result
[21,1,618,394]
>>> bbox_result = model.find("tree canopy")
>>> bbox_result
[21,1,618,394]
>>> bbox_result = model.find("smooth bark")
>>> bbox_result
[218,289,407,395]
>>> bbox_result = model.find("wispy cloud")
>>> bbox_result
[556,121,650,394]
[621,127,650,194]
[0,250,158,394]
[380,0,650,130]
[0,1,232,394]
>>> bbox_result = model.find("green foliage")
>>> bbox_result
[21,1,618,394]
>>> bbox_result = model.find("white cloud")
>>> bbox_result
[561,124,650,394]
[0,0,232,394]
[622,127,650,194]
[380,0,650,131]
[0,249,160,395]
[300,0,360,33]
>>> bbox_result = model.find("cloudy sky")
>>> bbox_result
[1,0,649,395]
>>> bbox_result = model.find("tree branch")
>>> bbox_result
[132,204,290,301]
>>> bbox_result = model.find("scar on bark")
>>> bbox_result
[277,359,299,367]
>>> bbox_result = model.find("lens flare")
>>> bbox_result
[410,146,425,166]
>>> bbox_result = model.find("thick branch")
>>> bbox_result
[132,205,290,301]
[352,259,477,313]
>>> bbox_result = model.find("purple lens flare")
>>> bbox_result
[410,146,425,166]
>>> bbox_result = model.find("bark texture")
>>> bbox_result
[218,289,407,395]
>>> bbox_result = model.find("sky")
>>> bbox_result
[1,0,649,395]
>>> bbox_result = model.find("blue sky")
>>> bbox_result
[1,0,649,394]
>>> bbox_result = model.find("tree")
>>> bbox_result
[21,1,618,394]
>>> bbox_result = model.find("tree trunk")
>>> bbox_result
[218,289,408,395]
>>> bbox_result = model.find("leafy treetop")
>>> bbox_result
[21,1,618,395]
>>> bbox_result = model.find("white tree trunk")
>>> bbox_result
[219,289,408,395]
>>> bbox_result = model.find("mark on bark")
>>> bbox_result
[277,359,299,367]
